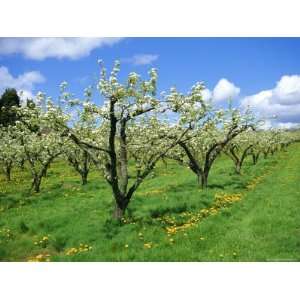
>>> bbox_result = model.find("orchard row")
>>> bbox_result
[0,61,299,219]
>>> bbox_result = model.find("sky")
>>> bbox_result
[0,37,300,128]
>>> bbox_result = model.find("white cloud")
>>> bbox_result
[241,75,300,126]
[212,78,240,102]
[199,78,240,103]
[277,122,299,129]
[201,88,212,102]
[123,54,159,65]
[271,75,300,105]
[0,38,123,60]
[0,66,45,101]
[18,90,34,101]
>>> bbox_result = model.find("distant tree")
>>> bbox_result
[65,139,93,185]
[224,130,255,174]
[0,125,23,181]
[167,106,256,189]
[0,88,21,126]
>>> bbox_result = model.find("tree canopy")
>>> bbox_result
[0,88,21,126]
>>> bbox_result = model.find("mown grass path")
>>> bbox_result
[185,143,300,261]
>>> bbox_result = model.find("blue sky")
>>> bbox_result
[0,37,300,128]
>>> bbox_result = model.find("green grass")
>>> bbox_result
[0,143,299,261]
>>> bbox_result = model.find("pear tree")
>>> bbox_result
[50,61,208,218]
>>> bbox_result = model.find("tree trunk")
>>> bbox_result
[31,175,42,193]
[81,172,88,185]
[119,119,129,195]
[113,204,125,219]
[198,172,208,189]
[197,173,202,187]
[235,161,242,174]
[112,196,129,220]
[252,154,257,165]
[5,166,11,182]
[195,167,210,189]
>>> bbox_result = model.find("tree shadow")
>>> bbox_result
[208,184,225,190]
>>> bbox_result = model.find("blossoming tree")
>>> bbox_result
[0,125,23,181]
[15,98,65,192]
[65,142,92,185]
[50,61,209,218]
[224,130,256,174]
[167,106,256,188]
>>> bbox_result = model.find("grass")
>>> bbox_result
[0,143,299,261]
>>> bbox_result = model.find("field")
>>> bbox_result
[0,143,299,262]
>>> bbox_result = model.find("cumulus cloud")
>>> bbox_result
[122,54,159,65]
[0,66,45,101]
[241,75,300,126]
[271,75,300,105]
[212,78,240,102]
[201,88,212,102]
[0,38,123,60]
[277,122,300,129]
[199,78,240,103]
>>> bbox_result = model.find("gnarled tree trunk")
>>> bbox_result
[4,163,12,182]
[81,171,88,185]
[31,175,42,193]
[200,172,208,189]
[252,153,259,165]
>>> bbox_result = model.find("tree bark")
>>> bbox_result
[81,151,89,185]
[30,159,55,193]
[195,170,208,189]
[235,145,252,174]
[201,172,208,189]
[81,171,88,185]
[256,153,260,164]
[197,172,202,187]
[234,161,241,174]
[31,175,42,193]
[5,165,12,182]
[113,202,126,219]
[68,152,90,185]
[119,118,128,195]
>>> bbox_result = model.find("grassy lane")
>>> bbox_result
[175,143,300,261]
[0,144,299,261]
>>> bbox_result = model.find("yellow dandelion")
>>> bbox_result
[144,243,152,249]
